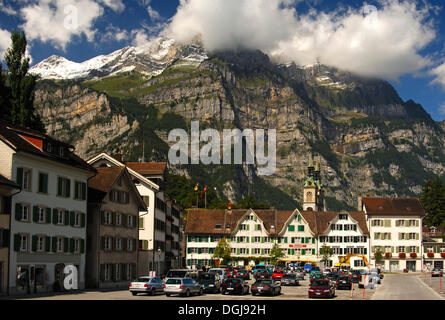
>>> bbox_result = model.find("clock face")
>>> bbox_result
[306,192,313,202]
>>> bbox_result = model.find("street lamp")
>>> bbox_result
[157,248,162,276]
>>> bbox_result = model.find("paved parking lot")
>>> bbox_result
[418,273,445,299]
[17,277,377,300]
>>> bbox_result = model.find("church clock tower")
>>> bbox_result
[303,155,325,212]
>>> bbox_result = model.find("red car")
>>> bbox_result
[308,279,335,299]
[272,269,285,280]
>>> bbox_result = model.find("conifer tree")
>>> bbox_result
[420,178,445,227]
[4,30,44,132]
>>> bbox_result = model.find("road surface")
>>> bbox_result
[372,274,443,300]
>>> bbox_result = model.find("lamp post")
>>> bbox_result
[157,248,162,276]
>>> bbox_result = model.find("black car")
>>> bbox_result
[251,280,281,296]
[349,270,362,283]
[221,278,249,295]
[336,275,353,290]
[197,272,222,293]
[235,269,250,280]
[254,269,270,280]
[327,273,339,283]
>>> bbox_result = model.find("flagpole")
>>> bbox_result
[205,191,207,209]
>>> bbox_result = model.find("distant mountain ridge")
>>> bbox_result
[31,37,445,210]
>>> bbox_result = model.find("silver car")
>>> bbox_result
[164,277,204,297]
[281,273,299,286]
[129,276,164,296]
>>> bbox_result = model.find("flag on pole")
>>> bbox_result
[200,185,207,199]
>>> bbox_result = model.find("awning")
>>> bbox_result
[279,258,318,263]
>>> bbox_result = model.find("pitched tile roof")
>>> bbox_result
[125,162,167,175]
[88,166,125,194]
[0,120,95,173]
[0,173,19,189]
[349,211,370,235]
[363,197,425,216]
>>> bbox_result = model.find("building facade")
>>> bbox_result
[422,226,445,270]
[0,122,95,295]
[362,197,425,272]
[0,175,20,295]
[86,166,146,288]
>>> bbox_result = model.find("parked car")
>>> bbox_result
[322,268,332,276]
[209,268,228,279]
[310,273,325,284]
[271,269,285,280]
[164,278,203,297]
[281,273,299,286]
[295,268,305,280]
[308,279,335,298]
[431,268,443,277]
[165,269,199,281]
[197,272,222,293]
[251,280,281,296]
[252,265,267,273]
[327,273,339,283]
[221,278,250,295]
[254,269,271,280]
[349,269,362,283]
[129,276,164,296]
[336,275,353,290]
[235,269,250,280]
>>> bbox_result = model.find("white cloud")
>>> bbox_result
[17,0,127,51]
[97,0,125,12]
[100,25,129,42]
[0,0,17,15]
[167,0,437,79]
[430,62,445,90]
[0,28,11,61]
[147,5,161,21]
[131,29,150,47]
[439,102,445,115]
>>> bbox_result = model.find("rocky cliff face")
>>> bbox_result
[32,45,445,210]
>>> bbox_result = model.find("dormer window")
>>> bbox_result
[59,146,66,157]
[46,142,52,153]
[215,224,222,230]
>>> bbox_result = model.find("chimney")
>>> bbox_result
[358,195,363,211]
[113,149,123,163]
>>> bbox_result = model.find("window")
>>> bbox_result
[339,214,348,220]
[74,213,81,227]
[38,207,46,223]
[74,239,81,253]
[74,181,87,200]
[240,224,248,231]
[297,225,304,232]
[409,246,417,253]
[396,220,404,227]
[115,264,121,281]
[214,224,222,230]
[38,173,48,194]
[143,196,150,207]
[372,220,382,227]
[116,238,122,251]
[22,168,32,191]
[116,213,122,226]
[409,233,417,240]
[409,220,417,227]
[57,177,71,197]
[59,146,66,157]
[128,215,135,228]
[104,212,112,225]
[20,204,30,222]
[20,234,28,252]
[104,264,112,281]
[105,237,112,251]
[57,238,63,252]
[127,239,134,252]
[397,246,405,253]
[37,236,45,252]
[57,209,64,225]
[288,225,295,232]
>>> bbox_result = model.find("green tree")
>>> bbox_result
[4,30,44,132]
[213,237,232,265]
[420,178,445,227]
[0,63,10,121]
[234,194,271,209]
[319,244,333,268]
[374,248,384,267]
[269,242,285,265]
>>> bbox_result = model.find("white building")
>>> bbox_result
[361,197,425,272]
[87,153,181,276]
[0,122,96,295]
[315,211,370,269]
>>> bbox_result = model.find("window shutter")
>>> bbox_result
[46,208,52,223]
[52,209,58,225]
[66,179,71,198]
[15,203,21,221]
[81,182,86,200]
[57,177,63,196]
[236,248,240,255]
[70,238,75,253]
[52,237,57,253]
[132,239,136,252]
[139,218,144,229]
[70,211,75,226]
[143,240,148,250]
[64,238,69,253]
[210,236,214,242]
[75,182,79,200]
[45,236,51,252]
[302,249,306,255]
[32,235,37,252]
[14,234,21,251]
[187,248,191,254]
[284,237,288,243]
[246,225,250,231]
[404,220,409,227]
[81,213,86,228]
[246,237,249,243]
[405,246,410,253]
[415,233,419,240]
[64,210,70,226]
[33,206,39,223]
[16,167,23,187]
[312,249,315,255]
[132,264,136,279]
[101,237,105,250]
[261,237,265,243]
[81,239,85,253]
[261,248,265,255]
[415,220,419,227]
[198,248,202,254]
[416,246,419,253]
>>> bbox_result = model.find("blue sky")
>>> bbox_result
[1,0,445,121]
